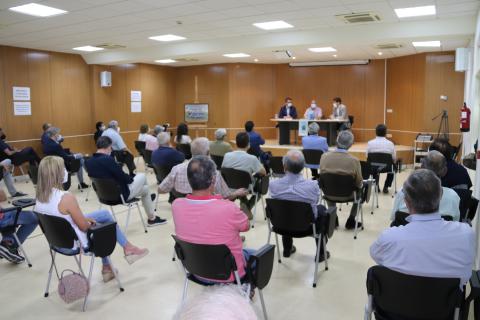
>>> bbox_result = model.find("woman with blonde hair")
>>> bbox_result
[34,156,149,282]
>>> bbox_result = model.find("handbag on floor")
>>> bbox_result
[58,269,89,304]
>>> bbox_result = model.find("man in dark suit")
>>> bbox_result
[278,97,298,119]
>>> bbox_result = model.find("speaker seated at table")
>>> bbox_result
[278,97,297,119]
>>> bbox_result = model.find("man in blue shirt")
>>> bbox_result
[302,122,328,179]
[152,132,185,169]
[85,136,166,227]
[245,121,265,157]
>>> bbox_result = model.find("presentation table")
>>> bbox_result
[270,118,348,146]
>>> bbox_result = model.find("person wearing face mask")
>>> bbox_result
[330,97,349,131]
[41,123,52,145]
[278,97,298,119]
[0,128,41,168]
[94,121,105,144]
[42,127,89,190]
[304,100,323,120]
[102,120,136,176]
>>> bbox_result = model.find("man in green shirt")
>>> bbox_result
[209,128,233,157]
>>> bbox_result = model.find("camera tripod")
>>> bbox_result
[432,109,449,140]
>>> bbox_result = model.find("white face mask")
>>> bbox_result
[63,169,69,184]
[287,102,292,107]
[310,104,316,109]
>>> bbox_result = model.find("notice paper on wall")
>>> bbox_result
[13,87,31,101]
[14,101,32,116]
[131,90,142,102]
[131,101,141,113]
[298,119,308,136]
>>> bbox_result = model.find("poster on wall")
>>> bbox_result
[298,119,308,136]
[130,90,141,102]
[131,101,142,113]
[13,87,30,101]
[185,103,209,123]
[14,101,32,116]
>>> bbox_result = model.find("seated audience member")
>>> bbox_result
[41,123,52,145]
[270,150,330,260]
[175,122,192,145]
[0,205,38,264]
[175,285,257,320]
[371,169,474,286]
[0,159,27,197]
[159,138,246,200]
[429,138,472,190]
[278,97,297,119]
[366,124,396,194]
[102,120,136,176]
[302,122,328,179]
[210,128,232,157]
[0,128,40,167]
[392,151,460,221]
[35,156,148,281]
[172,156,254,282]
[93,121,105,144]
[85,136,166,227]
[152,132,185,168]
[222,132,266,219]
[245,121,265,157]
[137,124,149,141]
[145,125,164,151]
[304,100,323,120]
[320,130,363,229]
[43,127,89,189]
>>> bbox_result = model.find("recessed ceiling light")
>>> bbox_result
[254,58,259,62]
[155,59,176,64]
[378,52,383,56]
[223,53,250,58]
[395,5,436,18]
[412,40,441,47]
[149,34,186,42]
[9,3,67,17]
[333,54,338,58]
[292,56,296,60]
[309,47,337,53]
[73,46,104,52]
[253,20,294,30]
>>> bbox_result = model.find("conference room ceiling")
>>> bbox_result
[0,0,477,66]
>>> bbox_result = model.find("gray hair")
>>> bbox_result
[191,137,210,156]
[215,128,227,140]
[157,132,170,146]
[282,149,305,174]
[421,150,447,178]
[108,120,118,129]
[308,122,319,135]
[45,127,60,138]
[153,125,164,135]
[403,169,442,214]
[336,130,354,150]
[187,155,217,191]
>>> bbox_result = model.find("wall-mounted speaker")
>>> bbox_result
[100,71,112,87]
[455,48,469,72]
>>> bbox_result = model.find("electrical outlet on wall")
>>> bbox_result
[386,109,393,113]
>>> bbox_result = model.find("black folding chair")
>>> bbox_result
[453,188,472,222]
[36,213,123,311]
[0,206,33,267]
[392,211,454,227]
[142,149,154,173]
[364,265,462,320]
[172,235,275,319]
[64,158,88,192]
[302,149,323,178]
[134,140,146,165]
[210,155,224,170]
[367,152,397,198]
[269,156,285,178]
[176,143,192,160]
[90,177,147,234]
[318,173,366,239]
[266,198,336,287]
[152,164,173,211]
[361,161,377,214]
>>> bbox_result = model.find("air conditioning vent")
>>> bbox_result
[375,43,403,49]
[175,58,199,62]
[337,12,381,24]
[95,43,126,50]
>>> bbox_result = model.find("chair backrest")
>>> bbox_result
[367,265,462,320]
[66,158,81,173]
[87,222,117,258]
[152,164,173,184]
[246,244,275,290]
[348,115,354,126]
[143,149,153,167]
[390,211,409,227]
[36,211,78,249]
[134,140,146,156]
[266,198,314,232]
[360,161,372,180]
[172,235,237,281]
[90,177,123,205]
[221,167,252,189]
[28,164,39,185]
[302,149,323,166]
[177,143,192,160]
[318,173,356,199]
[367,152,394,173]
[269,156,285,176]
[210,155,224,170]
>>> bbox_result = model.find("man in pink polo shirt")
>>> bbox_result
[172,155,254,281]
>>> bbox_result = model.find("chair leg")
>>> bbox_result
[13,233,31,267]
[85,187,91,202]
[323,235,328,271]
[124,205,132,234]
[19,166,28,183]
[267,223,272,244]
[354,202,361,240]
[107,257,124,292]
[313,237,321,288]
[393,171,397,197]
[261,196,267,220]
[364,295,373,320]
[135,203,148,233]
[181,277,189,306]
[44,251,56,297]
[251,193,259,228]
[259,289,268,320]
[274,232,281,263]
[154,191,159,212]
[172,248,176,261]
[371,183,376,214]
[82,256,95,312]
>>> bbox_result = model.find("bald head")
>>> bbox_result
[282,150,305,174]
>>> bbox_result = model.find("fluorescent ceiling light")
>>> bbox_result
[309,47,337,53]
[253,20,293,30]
[149,34,186,42]
[9,3,67,17]
[155,59,176,64]
[395,5,436,18]
[73,46,104,52]
[412,40,441,47]
[223,53,250,58]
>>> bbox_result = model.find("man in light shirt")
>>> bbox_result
[102,120,136,176]
[371,168,474,286]
[304,100,322,120]
[366,124,396,194]
[302,122,328,179]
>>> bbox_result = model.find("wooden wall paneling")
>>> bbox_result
[339,64,366,141]
[364,59,386,142]
[0,47,5,135]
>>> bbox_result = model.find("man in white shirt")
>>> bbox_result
[366,124,396,193]
[304,100,322,120]
[371,168,474,286]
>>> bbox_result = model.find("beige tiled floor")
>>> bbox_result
[0,165,460,319]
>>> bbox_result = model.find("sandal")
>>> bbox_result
[124,248,149,265]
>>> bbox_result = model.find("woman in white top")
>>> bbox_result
[34,156,148,282]
[138,124,149,141]
[175,122,192,145]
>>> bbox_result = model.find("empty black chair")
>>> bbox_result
[0,206,32,267]
[367,152,397,198]
[210,154,224,170]
[302,149,323,178]
[142,149,154,172]
[269,156,285,178]
[36,213,123,311]
[360,161,376,214]
[173,235,274,319]
[265,198,336,287]
[152,164,173,211]
[364,265,462,320]
[134,140,146,160]
[176,143,192,160]
[90,177,147,234]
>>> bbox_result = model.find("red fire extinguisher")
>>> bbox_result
[460,102,471,132]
